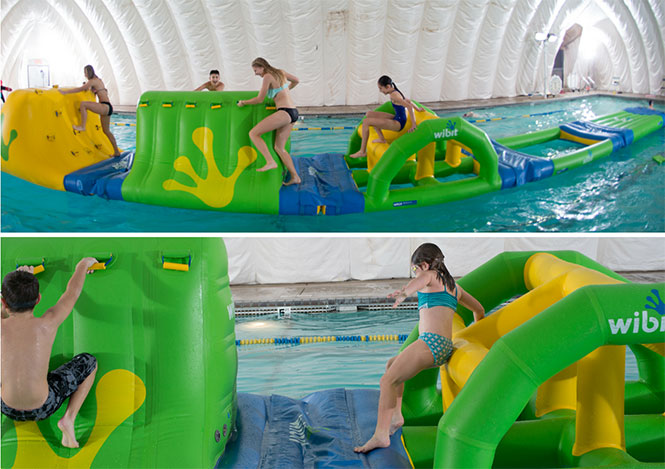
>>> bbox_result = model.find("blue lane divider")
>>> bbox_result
[236,333,410,346]
[465,109,565,123]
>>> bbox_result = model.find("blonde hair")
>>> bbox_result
[252,57,286,86]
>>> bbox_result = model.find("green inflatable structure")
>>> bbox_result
[3,88,663,216]
[1,238,237,469]
[398,251,665,468]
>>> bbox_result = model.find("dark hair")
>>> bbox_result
[378,75,404,98]
[411,243,455,291]
[2,270,39,312]
[209,70,220,76]
[648,99,653,106]
[84,65,96,80]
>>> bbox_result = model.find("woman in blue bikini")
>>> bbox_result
[355,243,485,453]
[58,65,120,157]
[237,57,301,185]
[349,75,423,159]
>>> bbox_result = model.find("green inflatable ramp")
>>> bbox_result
[1,238,237,468]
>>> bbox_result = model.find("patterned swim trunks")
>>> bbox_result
[420,332,454,366]
[1,353,97,421]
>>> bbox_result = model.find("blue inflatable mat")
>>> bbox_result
[63,151,133,200]
[217,389,411,468]
[559,120,634,151]
[279,153,365,215]
[491,140,554,189]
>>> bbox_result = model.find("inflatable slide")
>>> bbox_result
[399,251,664,468]
[1,238,236,469]
[2,89,663,216]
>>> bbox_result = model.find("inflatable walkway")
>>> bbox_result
[398,251,664,468]
[2,89,663,216]
[1,238,237,469]
[218,389,410,468]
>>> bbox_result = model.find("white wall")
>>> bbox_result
[2,0,663,106]
[225,237,665,285]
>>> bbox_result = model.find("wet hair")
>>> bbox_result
[83,65,96,80]
[2,270,39,312]
[378,75,404,98]
[648,99,653,106]
[252,57,286,86]
[209,70,220,76]
[411,243,455,291]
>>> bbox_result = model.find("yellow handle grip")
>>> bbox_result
[89,262,107,271]
[163,262,189,272]
[33,265,45,274]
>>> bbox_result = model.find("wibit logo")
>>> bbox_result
[433,120,459,140]
[608,289,665,335]
[163,127,257,208]
[10,370,145,468]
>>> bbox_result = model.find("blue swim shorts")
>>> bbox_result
[420,332,453,366]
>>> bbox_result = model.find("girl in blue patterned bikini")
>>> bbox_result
[354,243,485,454]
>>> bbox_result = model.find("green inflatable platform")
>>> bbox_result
[1,238,237,468]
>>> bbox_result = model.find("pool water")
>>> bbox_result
[2,96,663,232]
[235,310,640,398]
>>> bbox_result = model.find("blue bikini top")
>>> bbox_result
[267,83,288,99]
[417,284,458,311]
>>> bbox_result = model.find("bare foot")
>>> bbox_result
[73,125,85,132]
[257,162,278,172]
[372,138,387,144]
[57,417,79,448]
[348,151,366,159]
[354,434,391,453]
[283,176,301,186]
[389,415,404,435]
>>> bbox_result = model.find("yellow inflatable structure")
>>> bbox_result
[1,88,115,190]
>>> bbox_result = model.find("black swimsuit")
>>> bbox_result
[94,87,113,116]
[278,107,299,123]
[100,101,113,116]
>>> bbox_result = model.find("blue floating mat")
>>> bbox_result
[491,140,554,189]
[63,151,134,200]
[559,121,634,152]
[279,153,365,215]
[217,389,411,468]
[624,106,665,122]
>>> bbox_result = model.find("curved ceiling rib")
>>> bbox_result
[1,0,663,106]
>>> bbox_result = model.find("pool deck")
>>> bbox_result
[230,270,664,314]
[114,91,664,116]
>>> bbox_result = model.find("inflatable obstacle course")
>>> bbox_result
[1,238,237,469]
[398,251,664,468]
[2,89,663,216]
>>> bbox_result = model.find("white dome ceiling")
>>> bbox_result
[2,0,663,107]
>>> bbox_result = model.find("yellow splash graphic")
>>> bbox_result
[11,369,146,468]
[162,127,257,207]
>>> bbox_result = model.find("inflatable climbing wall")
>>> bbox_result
[1,237,237,468]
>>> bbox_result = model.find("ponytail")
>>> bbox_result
[411,243,455,291]
[377,75,404,99]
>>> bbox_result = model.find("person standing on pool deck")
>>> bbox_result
[194,69,225,91]
[58,65,121,157]
[237,57,301,185]
[354,243,485,453]
[349,76,424,159]
[1,258,99,449]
